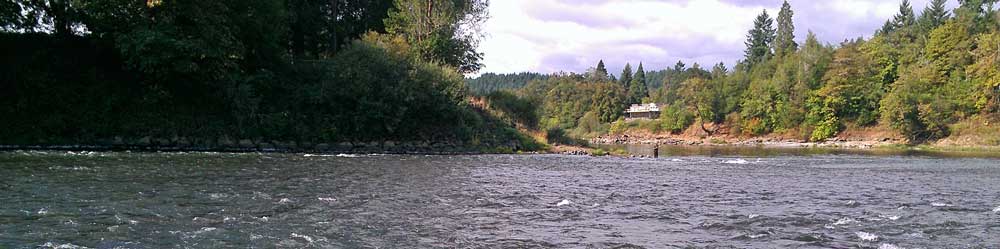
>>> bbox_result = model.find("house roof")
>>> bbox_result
[626,103,660,113]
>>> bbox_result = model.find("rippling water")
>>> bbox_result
[2,150,999,248]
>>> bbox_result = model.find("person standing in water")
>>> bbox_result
[653,144,659,158]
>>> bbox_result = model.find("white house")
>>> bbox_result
[625,103,661,120]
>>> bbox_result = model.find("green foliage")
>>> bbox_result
[4,0,1000,149]
[808,39,883,133]
[659,105,695,134]
[627,63,649,105]
[967,32,1000,112]
[745,10,775,68]
[609,119,628,135]
[0,0,552,152]
[918,0,950,33]
[809,111,840,141]
[385,0,488,73]
[592,83,628,123]
[531,75,626,131]
[894,0,917,28]
[774,1,797,58]
[591,60,610,81]
[484,91,540,128]
[619,63,633,90]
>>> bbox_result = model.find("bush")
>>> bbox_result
[659,105,694,133]
[810,115,840,141]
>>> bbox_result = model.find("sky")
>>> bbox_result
[476,0,960,76]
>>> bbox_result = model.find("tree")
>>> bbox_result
[774,1,797,58]
[385,0,489,73]
[879,0,916,35]
[926,19,974,78]
[798,31,833,90]
[918,0,950,33]
[592,60,609,81]
[745,10,775,69]
[807,40,881,140]
[619,63,633,89]
[968,32,1000,113]
[21,0,83,35]
[893,0,917,29]
[591,83,627,123]
[628,63,648,105]
[0,0,21,31]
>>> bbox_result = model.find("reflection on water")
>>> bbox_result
[1,151,999,248]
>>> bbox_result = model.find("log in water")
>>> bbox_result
[1,151,999,248]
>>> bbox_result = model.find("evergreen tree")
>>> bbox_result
[673,61,686,71]
[774,1,797,58]
[628,63,648,105]
[918,0,950,33]
[620,63,633,89]
[593,60,609,81]
[744,10,776,69]
[893,0,917,29]
[955,0,997,33]
[879,20,896,35]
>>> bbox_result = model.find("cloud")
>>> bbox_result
[477,0,960,75]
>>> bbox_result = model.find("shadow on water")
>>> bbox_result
[598,144,1000,158]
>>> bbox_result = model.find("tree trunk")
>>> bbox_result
[50,0,72,36]
[700,120,716,136]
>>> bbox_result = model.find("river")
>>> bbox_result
[1,150,999,248]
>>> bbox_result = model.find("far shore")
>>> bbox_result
[582,133,1000,156]
[590,133,901,149]
[4,136,1000,157]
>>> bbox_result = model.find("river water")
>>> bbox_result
[2,150,999,248]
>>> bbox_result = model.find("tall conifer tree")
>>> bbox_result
[744,10,776,69]
[628,63,648,105]
[919,0,950,32]
[893,0,916,28]
[593,60,609,80]
[620,63,633,89]
[774,1,797,58]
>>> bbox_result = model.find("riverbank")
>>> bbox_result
[0,140,536,155]
[588,132,1000,156]
[590,133,902,149]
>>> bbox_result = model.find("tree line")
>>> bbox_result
[476,0,999,143]
[0,0,544,151]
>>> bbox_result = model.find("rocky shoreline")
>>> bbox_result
[0,139,527,155]
[590,134,906,149]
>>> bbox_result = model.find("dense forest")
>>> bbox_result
[3,0,999,151]
[0,0,544,151]
[475,0,1000,144]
